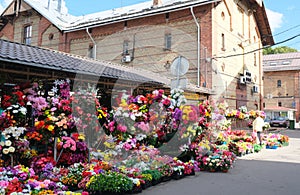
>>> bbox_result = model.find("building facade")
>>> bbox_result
[263,52,300,122]
[0,0,273,109]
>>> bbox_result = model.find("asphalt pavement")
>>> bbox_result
[142,129,300,195]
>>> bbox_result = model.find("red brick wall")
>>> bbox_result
[0,22,14,40]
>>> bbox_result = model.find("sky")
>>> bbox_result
[0,0,300,50]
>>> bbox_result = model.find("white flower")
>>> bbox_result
[13,105,19,108]
[19,107,27,115]
[5,140,12,146]
[8,146,15,153]
[12,110,18,113]
[0,142,4,146]
[2,148,9,154]
[51,86,58,94]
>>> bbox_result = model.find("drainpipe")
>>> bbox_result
[191,6,200,87]
[86,27,97,59]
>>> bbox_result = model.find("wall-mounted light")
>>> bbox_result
[164,61,171,69]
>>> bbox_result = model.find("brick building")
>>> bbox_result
[0,0,274,109]
[263,52,300,122]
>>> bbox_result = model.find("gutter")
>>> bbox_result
[190,6,201,87]
[86,27,97,59]
[64,0,220,32]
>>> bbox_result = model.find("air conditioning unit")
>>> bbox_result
[240,76,246,84]
[244,70,252,83]
[122,54,131,63]
[253,85,259,93]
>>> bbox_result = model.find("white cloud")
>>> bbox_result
[266,8,283,33]
[0,0,12,14]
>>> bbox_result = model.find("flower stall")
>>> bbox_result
[0,79,290,194]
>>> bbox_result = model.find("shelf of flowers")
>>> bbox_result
[0,79,290,194]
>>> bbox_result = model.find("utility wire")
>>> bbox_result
[214,33,300,59]
[273,24,300,37]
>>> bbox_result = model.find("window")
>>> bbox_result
[123,40,129,55]
[254,53,257,66]
[165,13,169,20]
[23,25,32,45]
[221,12,225,20]
[88,44,94,58]
[278,102,282,107]
[277,80,281,87]
[164,34,172,50]
[221,33,225,50]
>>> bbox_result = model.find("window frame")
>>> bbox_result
[277,80,281,87]
[23,25,32,45]
[164,33,172,50]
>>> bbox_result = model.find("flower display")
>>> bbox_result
[0,78,292,194]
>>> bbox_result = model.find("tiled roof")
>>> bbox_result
[264,106,296,111]
[263,52,300,72]
[0,39,167,84]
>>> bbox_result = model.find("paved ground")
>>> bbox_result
[142,129,300,195]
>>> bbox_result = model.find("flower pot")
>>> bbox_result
[222,169,229,173]
[127,185,143,194]
[141,181,152,190]
[209,169,216,172]
[266,145,278,149]
[151,178,161,186]
[161,175,172,182]
[172,171,184,180]
[185,169,195,176]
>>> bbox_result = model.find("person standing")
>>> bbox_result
[252,114,265,145]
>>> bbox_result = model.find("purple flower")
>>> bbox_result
[173,108,182,121]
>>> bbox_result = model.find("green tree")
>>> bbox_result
[263,46,298,55]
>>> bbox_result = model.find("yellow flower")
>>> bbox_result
[47,125,55,131]
[78,133,85,140]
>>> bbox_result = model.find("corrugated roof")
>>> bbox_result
[263,52,300,72]
[0,39,168,84]
[1,0,220,31]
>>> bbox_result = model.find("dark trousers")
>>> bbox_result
[257,131,262,145]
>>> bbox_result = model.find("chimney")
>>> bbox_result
[153,0,163,7]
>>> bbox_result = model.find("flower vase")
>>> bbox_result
[209,169,216,172]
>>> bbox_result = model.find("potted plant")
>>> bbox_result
[86,171,133,194]
[141,174,152,189]
[142,170,162,186]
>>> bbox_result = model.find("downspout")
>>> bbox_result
[191,6,200,87]
[86,27,97,59]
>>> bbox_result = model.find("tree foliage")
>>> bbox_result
[263,46,298,55]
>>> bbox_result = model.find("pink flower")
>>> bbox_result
[117,124,127,132]
[123,143,132,151]
[137,122,150,133]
